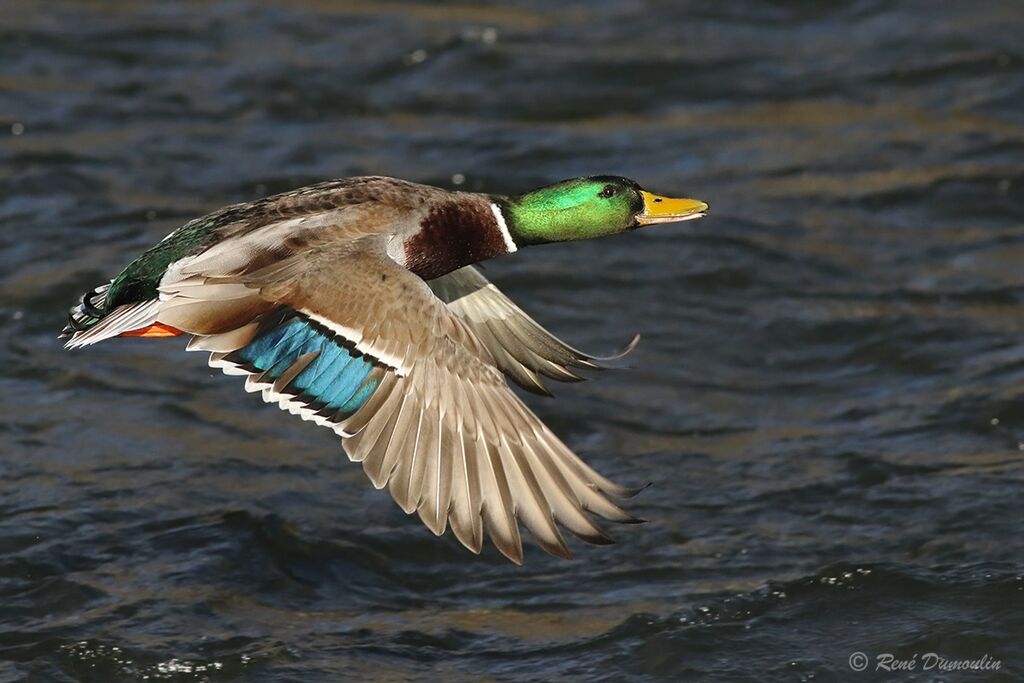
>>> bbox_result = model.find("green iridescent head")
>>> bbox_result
[499,176,708,246]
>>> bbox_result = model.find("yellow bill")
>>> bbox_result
[637,191,709,225]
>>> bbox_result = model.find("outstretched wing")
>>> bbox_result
[428,266,639,395]
[170,245,640,563]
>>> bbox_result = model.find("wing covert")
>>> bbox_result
[245,249,641,563]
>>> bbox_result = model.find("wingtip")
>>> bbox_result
[493,535,525,565]
[536,527,574,561]
[602,480,651,500]
[520,381,555,398]
[618,333,642,358]
[609,480,652,499]
[586,333,641,365]
[579,529,616,546]
[501,548,525,566]
[541,542,573,561]
[450,524,485,556]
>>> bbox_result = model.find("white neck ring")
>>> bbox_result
[490,203,518,253]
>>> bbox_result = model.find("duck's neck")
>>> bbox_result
[396,196,519,280]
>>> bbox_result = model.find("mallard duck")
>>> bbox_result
[62,175,708,563]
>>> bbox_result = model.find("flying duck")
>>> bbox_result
[62,175,708,563]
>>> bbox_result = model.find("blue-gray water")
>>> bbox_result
[2,1,1023,681]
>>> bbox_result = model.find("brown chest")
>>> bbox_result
[399,199,513,280]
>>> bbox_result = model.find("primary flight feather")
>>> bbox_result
[62,175,708,564]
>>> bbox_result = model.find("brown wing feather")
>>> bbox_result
[428,266,638,395]
[263,246,640,563]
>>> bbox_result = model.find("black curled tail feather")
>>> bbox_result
[60,283,111,338]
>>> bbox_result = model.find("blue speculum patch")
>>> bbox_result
[235,316,379,414]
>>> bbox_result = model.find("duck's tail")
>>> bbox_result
[61,283,111,337]
[61,282,176,348]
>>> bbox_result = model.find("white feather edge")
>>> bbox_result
[300,309,410,376]
[205,352,355,438]
[490,203,517,254]
[64,299,162,349]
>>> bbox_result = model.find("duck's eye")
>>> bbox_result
[598,185,617,198]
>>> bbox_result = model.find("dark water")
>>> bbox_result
[2,1,1023,681]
